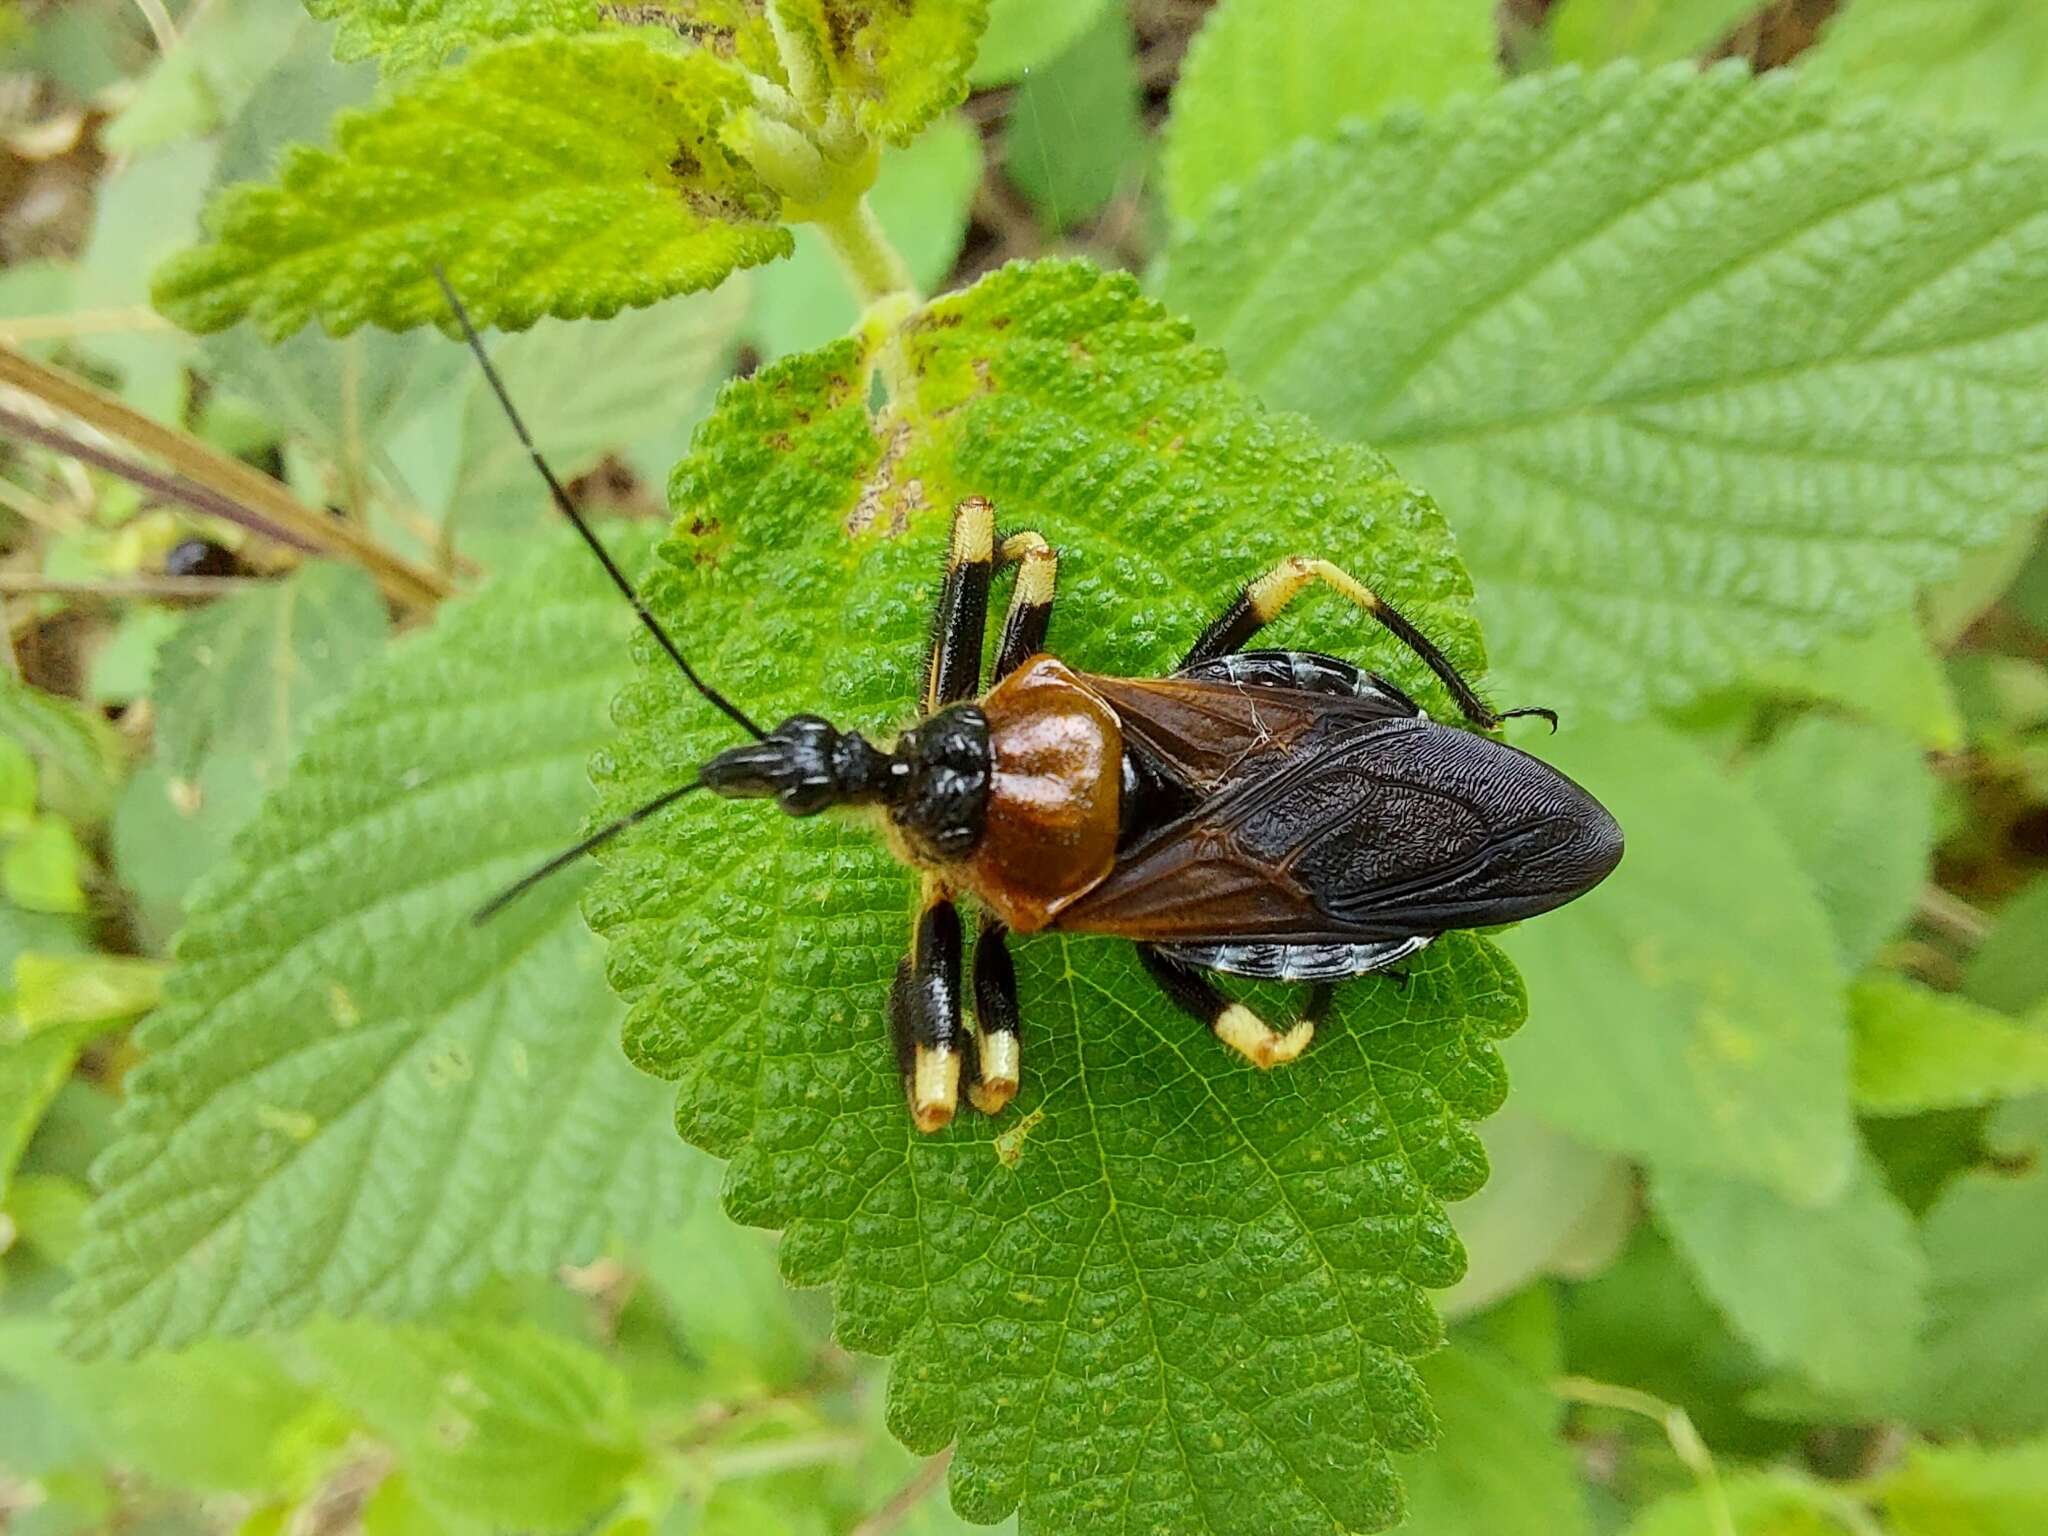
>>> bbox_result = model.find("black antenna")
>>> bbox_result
[474,779,707,923]
[431,266,766,742]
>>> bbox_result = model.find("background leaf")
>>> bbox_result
[1501,718,1853,1201]
[1651,1154,1926,1401]
[151,561,389,785]
[61,531,706,1355]
[1546,0,1757,67]
[969,0,1109,86]
[1164,63,2048,716]
[420,288,753,563]
[1851,975,2048,1116]
[590,260,1522,1535]
[300,1317,643,1530]
[1740,717,1935,973]
[306,0,600,72]
[1909,1103,2048,1435]
[1003,3,1145,229]
[1163,0,1499,223]
[1802,0,2048,140]
[153,35,793,337]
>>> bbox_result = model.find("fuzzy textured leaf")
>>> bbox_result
[590,261,1525,1535]
[1164,0,1498,223]
[1165,63,2048,716]
[152,561,389,785]
[1851,975,2048,1115]
[61,532,703,1356]
[153,34,792,338]
[770,0,988,144]
[306,0,599,71]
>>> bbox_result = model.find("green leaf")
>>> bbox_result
[1964,875,2048,1017]
[14,953,164,1033]
[1437,1106,1632,1319]
[0,674,127,829]
[153,562,390,786]
[1,1020,105,1204]
[0,1319,321,1494]
[1739,717,1935,973]
[1547,0,1756,66]
[112,755,267,950]
[306,0,600,72]
[592,261,1520,1534]
[748,116,979,360]
[1651,1154,1926,1401]
[1003,3,1144,228]
[1803,0,2048,140]
[432,288,751,562]
[2,816,87,915]
[1747,616,1963,752]
[969,0,1108,86]
[153,35,793,338]
[1911,1103,2048,1435]
[1624,1473,1848,1536]
[77,140,214,416]
[0,736,33,827]
[1851,974,2048,1116]
[1559,1225,1789,1456]
[1879,1437,2048,1536]
[1164,64,2048,716]
[769,0,988,145]
[300,1318,643,1530]
[201,323,469,489]
[60,531,704,1356]
[1163,0,1499,223]
[1501,718,1853,1201]
[1397,1307,1591,1536]
[86,606,185,709]
[103,0,309,154]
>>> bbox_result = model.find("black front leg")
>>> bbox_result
[967,919,1023,1115]
[890,880,965,1132]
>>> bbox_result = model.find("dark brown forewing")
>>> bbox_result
[1056,714,1610,945]
[1079,672,1410,794]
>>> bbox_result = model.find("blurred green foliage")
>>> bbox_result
[3,1,2048,1534]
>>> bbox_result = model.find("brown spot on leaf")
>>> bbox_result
[846,422,923,539]
[994,1109,1046,1168]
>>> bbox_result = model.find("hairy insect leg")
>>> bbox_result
[1135,944,1316,1069]
[966,919,1023,1115]
[1181,555,1556,731]
[926,496,998,711]
[991,531,1060,682]
[889,878,965,1133]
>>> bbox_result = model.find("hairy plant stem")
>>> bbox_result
[816,197,916,307]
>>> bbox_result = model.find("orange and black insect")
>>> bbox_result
[447,278,1625,1134]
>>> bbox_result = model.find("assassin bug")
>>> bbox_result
[444,279,1624,1135]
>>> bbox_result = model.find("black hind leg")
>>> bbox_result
[1135,944,1317,1069]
